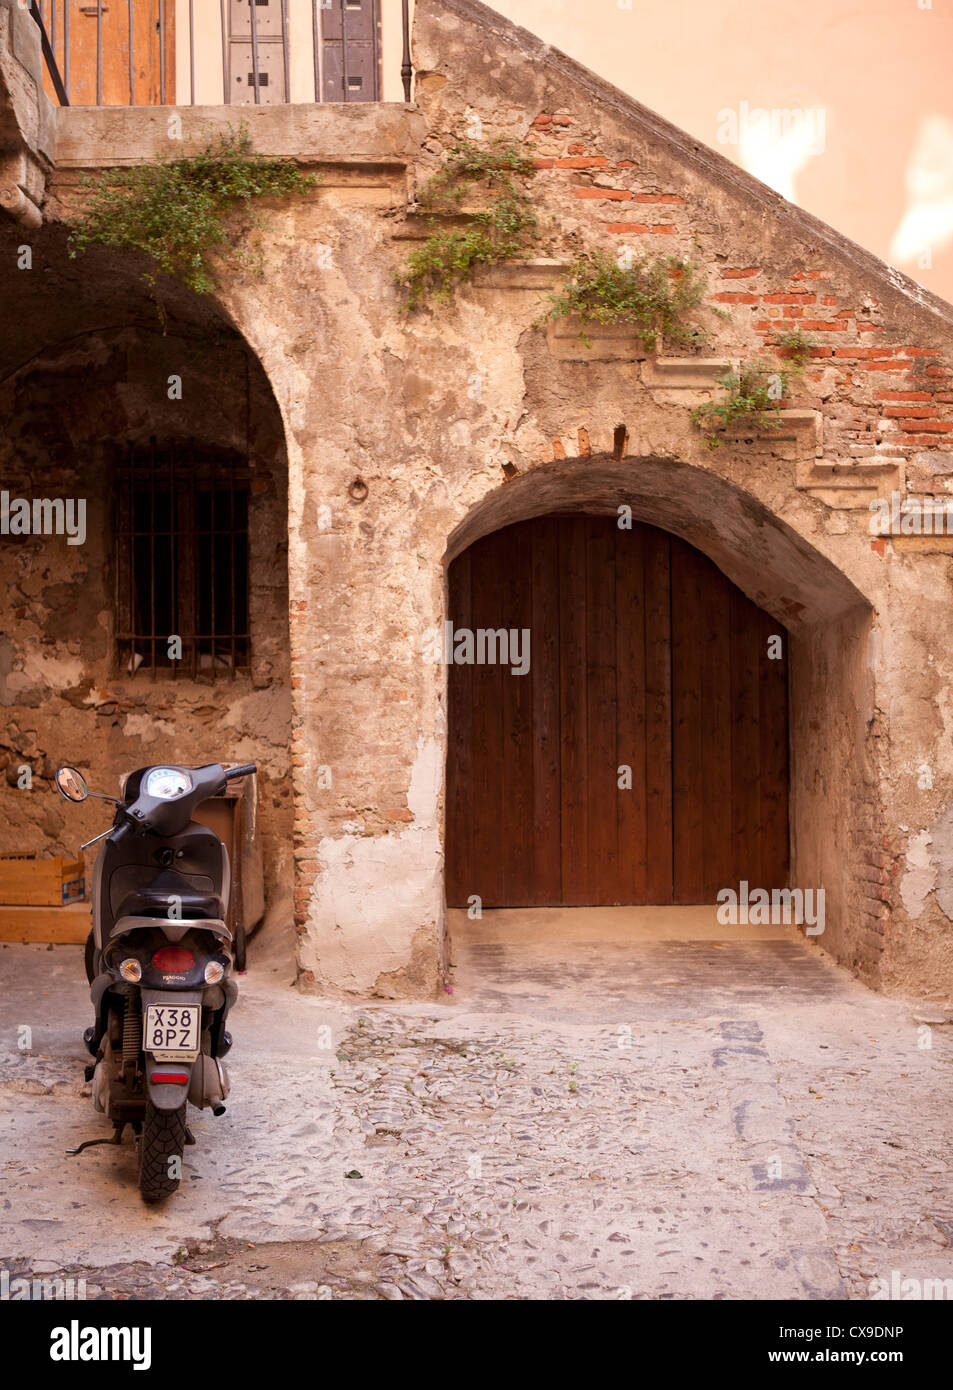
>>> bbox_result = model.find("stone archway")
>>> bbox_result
[0,218,294,939]
[443,455,875,970]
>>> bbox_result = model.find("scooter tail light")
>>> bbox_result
[152,946,195,973]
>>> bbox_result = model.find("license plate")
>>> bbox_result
[143,1004,201,1061]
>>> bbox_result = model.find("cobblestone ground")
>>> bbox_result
[1,920,952,1300]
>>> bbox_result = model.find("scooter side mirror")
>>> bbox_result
[55,766,89,803]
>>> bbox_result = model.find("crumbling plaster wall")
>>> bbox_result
[0,323,294,908]
[14,0,953,998]
[266,0,953,1000]
[0,0,55,228]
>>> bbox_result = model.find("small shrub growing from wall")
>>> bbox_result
[539,248,708,351]
[395,138,538,312]
[691,334,815,448]
[68,126,315,305]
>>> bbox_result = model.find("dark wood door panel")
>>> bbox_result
[670,540,790,903]
[445,515,788,909]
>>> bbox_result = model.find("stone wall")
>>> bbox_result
[0,315,293,912]
[4,0,953,1000]
[273,0,953,998]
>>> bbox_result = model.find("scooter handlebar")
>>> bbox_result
[224,763,257,780]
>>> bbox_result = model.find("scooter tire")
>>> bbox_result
[138,1100,187,1202]
[233,921,247,972]
[84,929,96,985]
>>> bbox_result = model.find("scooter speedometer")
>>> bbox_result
[144,767,193,800]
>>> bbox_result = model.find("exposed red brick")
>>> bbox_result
[606,222,650,233]
[898,419,953,432]
[834,347,897,359]
[721,267,761,278]
[875,390,933,400]
[798,319,851,331]
[567,142,586,154]
[763,292,816,304]
[651,224,677,234]
[884,406,939,418]
[532,158,555,169]
[573,187,631,199]
[633,192,685,203]
[555,156,609,168]
[714,292,759,304]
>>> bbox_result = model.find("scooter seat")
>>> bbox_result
[115,888,225,921]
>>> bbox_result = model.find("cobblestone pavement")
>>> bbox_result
[1,916,952,1300]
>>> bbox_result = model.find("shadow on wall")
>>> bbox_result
[0,223,294,915]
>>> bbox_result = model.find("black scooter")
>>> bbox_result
[55,761,255,1201]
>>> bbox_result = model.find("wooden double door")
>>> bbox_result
[445,515,789,907]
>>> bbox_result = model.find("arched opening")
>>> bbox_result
[443,456,875,970]
[0,220,294,954]
[446,514,789,908]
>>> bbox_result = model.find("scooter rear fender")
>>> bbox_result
[110,914,231,947]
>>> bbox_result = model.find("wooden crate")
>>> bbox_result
[0,854,85,907]
[192,779,264,939]
[0,901,91,944]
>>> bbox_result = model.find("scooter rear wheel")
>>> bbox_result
[138,1100,187,1202]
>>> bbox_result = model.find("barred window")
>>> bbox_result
[115,442,250,678]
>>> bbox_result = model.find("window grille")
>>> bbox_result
[115,442,250,679]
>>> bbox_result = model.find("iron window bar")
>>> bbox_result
[114,442,250,681]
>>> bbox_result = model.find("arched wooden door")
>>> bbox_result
[445,515,789,907]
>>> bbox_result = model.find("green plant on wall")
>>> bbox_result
[772,327,817,372]
[691,360,792,447]
[68,126,315,303]
[395,138,538,312]
[691,330,816,447]
[539,248,707,351]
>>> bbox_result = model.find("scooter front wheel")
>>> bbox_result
[84,930,97,985]
[138,1100,187,1202]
